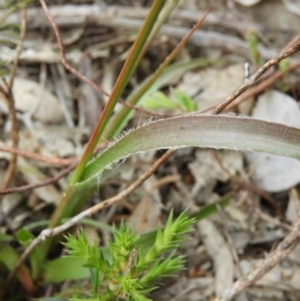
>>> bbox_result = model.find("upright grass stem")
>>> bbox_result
[70,0,167,184]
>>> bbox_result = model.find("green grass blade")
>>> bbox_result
[70,0,167,184]
[81,115,300,182]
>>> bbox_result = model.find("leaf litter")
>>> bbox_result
[1,0,300,300]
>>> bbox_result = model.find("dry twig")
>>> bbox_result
[215,211,300,301]
[38,0,108,98]
[224,60,300,112]
[213,37,300,114]
[197,59,300,114]
[254,207,293,232]
[0,144,74,166]
[0,162,76,195]
[0,8,26,201]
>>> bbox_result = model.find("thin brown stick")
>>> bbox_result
[6,149,175,287]
[0,162,76,195]
[280,34,300,55]
[239,181,280,213]
[224,60,300,112]
[0,9,26,202]
[8,7,26,90]
[213,37,300,114]
[254,207,292,232]
[0,145,74,166]
[199,60,300,114]
[38,0,109,98]
[215,211,300,301]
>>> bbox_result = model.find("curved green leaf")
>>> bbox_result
[80,115,300,183]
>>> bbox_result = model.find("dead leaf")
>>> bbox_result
[17,157,61,204]
[0,77,64,123]
[188,150,243,199]
[197,219,234,296]
[126,176,161,234]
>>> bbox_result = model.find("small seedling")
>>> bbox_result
[63,210,195,301]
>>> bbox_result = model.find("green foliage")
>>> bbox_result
[246,29,261,65]
[143,88,197,112]
[0,0,35,76]
[16,228,42,280]
[0,0,35,9]
[63,210,195,301]
[279,58,290,74]
[0,232,13,242]
[43,257,89,283]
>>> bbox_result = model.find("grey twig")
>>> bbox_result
[215,212,300,301]
[213,37,300,114]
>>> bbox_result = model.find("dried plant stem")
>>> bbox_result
[0,163,76,195]
[224,60,300,112]
[8,7,26,89]
[215,211,300,301]
[0,8,26,202]
[254,207,293,232]
[38,0,108,98]
[0,145,74,166]
[6,149,175,287]
[213,37,300,114]
[198,60,300,114]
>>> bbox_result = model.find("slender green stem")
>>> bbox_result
[93,268,100,297]
[135,0,181,69]
[70,0,167,184]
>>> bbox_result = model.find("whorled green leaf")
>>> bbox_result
[134,196,229,249]
[80,115,300,184]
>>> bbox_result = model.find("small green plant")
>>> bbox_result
[246,29,261,65]
[143,88,198,112]
[63,210,195,301]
